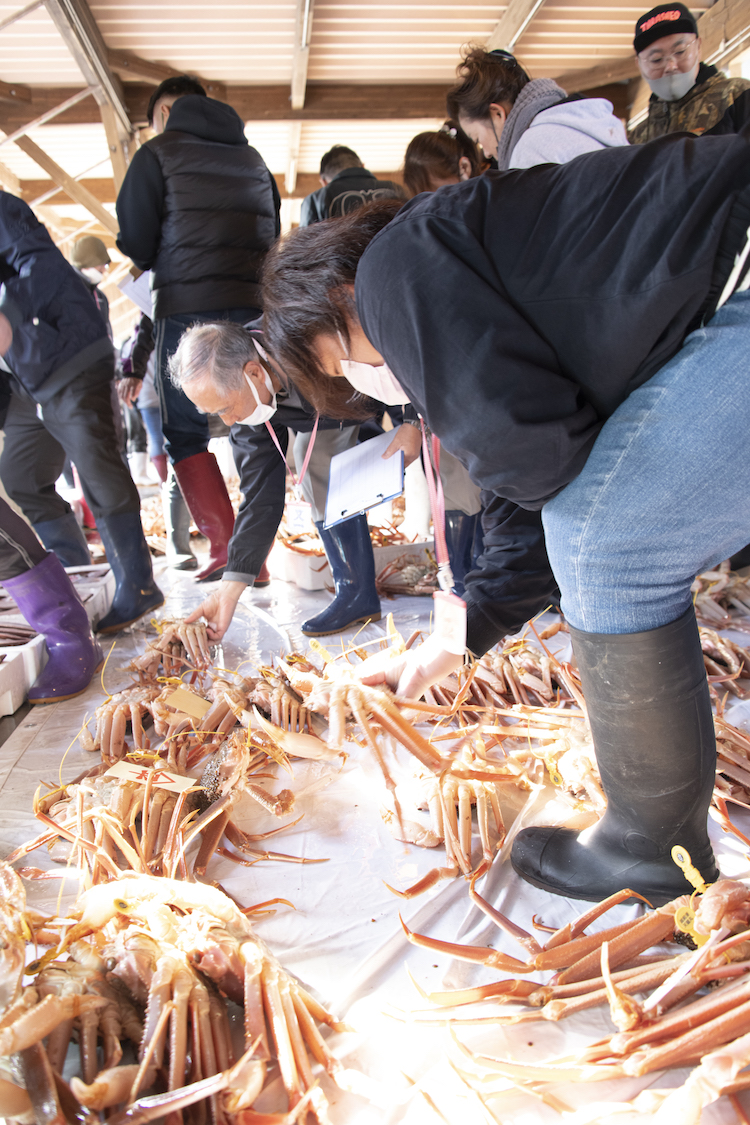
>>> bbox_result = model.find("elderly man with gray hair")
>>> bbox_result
[168,320,382,639]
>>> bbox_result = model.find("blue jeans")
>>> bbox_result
[140,406,164,460]
[542,289,750,634]
[154,308,258,463]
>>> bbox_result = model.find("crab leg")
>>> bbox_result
[623,995,750,1076]
[556,904,679,983]
[468,876,542,955]
[0,993,108,1055]
[279,975,314,1090]
[242,942,271,1060]
[611,973,750,1056]
[369,697,445,772]
[261,960,302,1106]
[401,916,533,974]
[19,1042,65,1125]
[543,889,652,950]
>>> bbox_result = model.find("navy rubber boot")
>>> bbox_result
[95,511,164,634]
[32,513,90,568]
[301,516,381,636]
[444,510,479,597]
[511,607,719,906]
[3,552,102,703]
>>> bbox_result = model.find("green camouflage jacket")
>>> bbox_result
[629,63,750,143]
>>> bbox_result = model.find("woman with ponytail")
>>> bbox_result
[403,121,483,195]
[447,46,628,169]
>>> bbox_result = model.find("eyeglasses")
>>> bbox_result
[639,38,699,75]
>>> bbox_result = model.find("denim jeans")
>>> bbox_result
[140,406,165,460]
[542,289,750,634]
[154,308,258,463]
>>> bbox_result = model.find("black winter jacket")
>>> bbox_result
[0,193,112,401]
[227,387,356,584]
[356,129,750,653]
[116,96,281,319]
[300,167,405,225]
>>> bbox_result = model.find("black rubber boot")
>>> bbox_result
[32,514,90,568]
[301,516,381,636]
[444,510,478,597]
[95,511,164,634]
[511,607,719,905]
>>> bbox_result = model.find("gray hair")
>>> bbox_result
[168,322,260,393]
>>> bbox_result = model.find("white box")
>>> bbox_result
[268,536,434,593]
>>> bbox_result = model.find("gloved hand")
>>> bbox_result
[358,632,464,700]
[185,579,246,641]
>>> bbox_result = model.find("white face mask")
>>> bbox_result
[238,368,277,426]
[336,333,410,405]
[646,65,698,102]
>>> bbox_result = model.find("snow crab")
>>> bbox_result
[130,617,211,680]
[79,683,162,761]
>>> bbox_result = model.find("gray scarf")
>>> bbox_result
[496,78,568,170]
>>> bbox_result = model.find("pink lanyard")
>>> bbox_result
[265,415,320,500]
[419,416,455,593]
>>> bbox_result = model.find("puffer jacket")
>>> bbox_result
[0,193,112,401]
[116,96,281,318]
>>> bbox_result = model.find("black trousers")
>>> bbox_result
[0,497,46,580]
[0,359,139,524]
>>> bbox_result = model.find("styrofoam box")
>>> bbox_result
[0,620,47,716]
[268,536,434,592]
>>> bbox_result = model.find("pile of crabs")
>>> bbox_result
[3,563,750,1123]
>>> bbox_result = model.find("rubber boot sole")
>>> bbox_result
[29,657,105,705]
[302,611,381,637]
[196,565,225,582]
[96,593,165,635]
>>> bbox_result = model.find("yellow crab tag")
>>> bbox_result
[673,904,709,947]
[308,638,333,665]
[671,845,709,893]
[165,687,210,719]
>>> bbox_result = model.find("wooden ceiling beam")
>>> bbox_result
[107,50,227,100]
[291,0,314,110]
[554,56,640,92]
[487,0,548,52]
[0,80,31,106]
[0,82,450,132]
[43,0,133,186]
[12,136,118,232]
[17,169,406,205]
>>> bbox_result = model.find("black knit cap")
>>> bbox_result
[634,3,698,53]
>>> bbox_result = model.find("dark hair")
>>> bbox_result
[262,200,402,419]
[403,121,481,195]
[147,76,207,125]
[447,46,530,122]
[320,145,362,180]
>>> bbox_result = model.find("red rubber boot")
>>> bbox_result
[173,452,235,582]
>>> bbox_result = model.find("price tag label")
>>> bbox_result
[165,687,211,720]
[433,590,467,656]
[308,638,334,665]
[286,500,315,536]
[104,759,198,793]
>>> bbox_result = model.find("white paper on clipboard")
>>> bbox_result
[324,429,404,529]
[118,269,153,318]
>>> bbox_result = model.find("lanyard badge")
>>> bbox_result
[419,417,467,655]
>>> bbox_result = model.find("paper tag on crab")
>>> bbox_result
[285,500,315,536]
[433,590,467,655]
[164,687,211,720]
[103,760,197,793]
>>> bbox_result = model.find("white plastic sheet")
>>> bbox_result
[1,568,749,1124]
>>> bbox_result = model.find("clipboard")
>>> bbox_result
[324,429,404,529]
[118,268,153,318]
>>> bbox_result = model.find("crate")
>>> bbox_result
[268,536,434,592]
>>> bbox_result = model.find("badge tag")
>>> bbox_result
[103,760,198,793]
[286,500,315,536]
[164,687,211,720]
[433,590,467,656]
[674,903,709,947]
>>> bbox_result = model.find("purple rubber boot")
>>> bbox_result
[3,552,103,704]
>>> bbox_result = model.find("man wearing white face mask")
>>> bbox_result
[168,321,392,640]
[629,3,750,144]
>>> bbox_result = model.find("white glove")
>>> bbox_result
[358,632,464,700]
